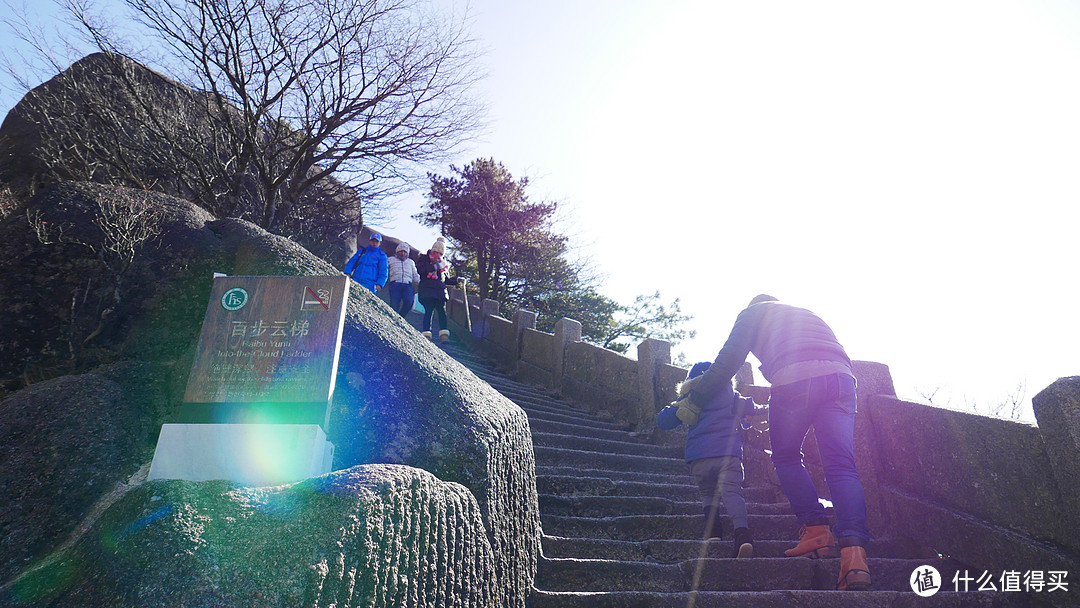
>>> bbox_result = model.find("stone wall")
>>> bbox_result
[445,292,677,432]
[854,380,1080,606]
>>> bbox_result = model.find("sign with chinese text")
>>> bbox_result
[180,275,349,428]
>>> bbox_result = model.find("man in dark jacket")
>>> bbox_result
[677,294,871,590]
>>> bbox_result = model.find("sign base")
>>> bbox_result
[148,423,334,486]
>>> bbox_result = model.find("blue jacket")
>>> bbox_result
[657,379,756,463]
[344,245,388,293]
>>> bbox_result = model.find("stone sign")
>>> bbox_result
[149,275,347,485]
[178,275,349,428]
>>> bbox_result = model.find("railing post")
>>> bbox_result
[851,360,896,537]
[479,298,499,338]
[447,286,471,334]
[512,309,536,363]
[1033,377,1080,543]
[634,338,671,431]
[552,318,581,391]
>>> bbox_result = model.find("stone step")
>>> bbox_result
[536,475,783,502]
[435,339,1021,606]
[537,466,696,487]
[534,447,687,476]
[540,535,933,562]
[538,494,794,518]
[526,589,1029,608]
[524,408,631,432]
[533,556,964,593]
[509,396,609,421]
[531,432,684,459]
[470,377,597,412]
[498,391,613,422]
[529,418,657,445]
[541,514,801,542]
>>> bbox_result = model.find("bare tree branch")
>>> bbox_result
[3,0,485,238]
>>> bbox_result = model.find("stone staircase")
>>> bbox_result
[419,329,1034,607]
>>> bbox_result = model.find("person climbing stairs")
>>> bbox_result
[419,325,1032,607]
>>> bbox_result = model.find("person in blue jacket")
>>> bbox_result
[343,232,388,294]
[658,361,763,558]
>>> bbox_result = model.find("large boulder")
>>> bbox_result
[3,465,495,607]
[0,181,539,606]
[0,362,166,584]
[0,53,360,264]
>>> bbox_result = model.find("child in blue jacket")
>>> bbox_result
[657,361,762,558]
[343,232,388,294]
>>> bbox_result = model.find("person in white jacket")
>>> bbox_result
[387,242,421,317]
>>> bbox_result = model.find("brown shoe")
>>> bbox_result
[784,524,839,559]
[837,545,871,590]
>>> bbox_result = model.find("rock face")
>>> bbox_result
[0,362,166,584]
[0,53,360,264]
[5,465,495,607]
[331,298,540,606]
[0,181,539,606]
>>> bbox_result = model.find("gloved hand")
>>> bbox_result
[673,395,702,426]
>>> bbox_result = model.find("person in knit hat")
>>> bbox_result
[416,237,465,342]
[387,242,421,317]
[657,361,764,558]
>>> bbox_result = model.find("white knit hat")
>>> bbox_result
[430,237,447,254]
[396,242,410,254]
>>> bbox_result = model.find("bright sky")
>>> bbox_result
[391,0,1080,419]
[3,0,1078,418]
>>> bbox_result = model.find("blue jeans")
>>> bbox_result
[388,282,414,317]
[768,373,869,544]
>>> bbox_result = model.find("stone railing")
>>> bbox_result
[445,288,685,431]
[445,289,1080,606]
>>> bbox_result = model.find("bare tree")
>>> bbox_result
[987,379,1029,420]
[3,0,484,232]
[914,380,1033,421]
[914,385,949,406]
[27,185,162,362]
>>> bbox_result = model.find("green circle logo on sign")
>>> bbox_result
[221,287,249,311]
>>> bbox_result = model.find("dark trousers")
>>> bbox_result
[419,296,447,332]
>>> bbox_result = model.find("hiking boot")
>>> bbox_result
[703,506,724,540]
[422,331,432,340]
[733,527,755,558]
[784,524,839,558]
[439,329,450,343]
[837,545,871,590]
